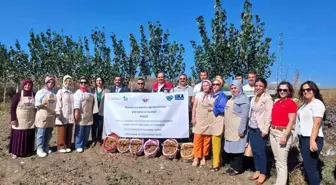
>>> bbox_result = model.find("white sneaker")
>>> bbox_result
[76,148,83,153]
[44,147,52,154]
[12,155,18,159]
[37,149,47,158]
[58,149,67,153]
[66,148,71,153]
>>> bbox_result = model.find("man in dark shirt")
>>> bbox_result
[111,75,130,93]
[133,78,150,93]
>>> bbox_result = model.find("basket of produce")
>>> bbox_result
[144,139,160,158]
[129,139,144,156]
[117,138,130,153]
[180,142,194,160]
[102,132,119,153]
[162,139,179,159]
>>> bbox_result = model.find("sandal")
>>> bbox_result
[210,167,220,172]
[200,158,206,166]
[192,158,199,167]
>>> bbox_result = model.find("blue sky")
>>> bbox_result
[1,0,335,87]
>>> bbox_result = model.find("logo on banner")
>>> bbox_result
[166,95,174,101]
[142,95,149,102]
[123,96,128,101]
[174,94,184,100]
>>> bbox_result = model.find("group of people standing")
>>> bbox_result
[191,71,326,185]
[8,71,326,185]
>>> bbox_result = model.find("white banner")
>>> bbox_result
[103,92,189,138]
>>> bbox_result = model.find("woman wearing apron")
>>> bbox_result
[191,80,213,167]
[90,76,110,148]
[209,77,227,172]
[74,77,94,153]
[223,80,250,176]
[9,79,36,159]
[35,76,57,158]
[55,75,74,153]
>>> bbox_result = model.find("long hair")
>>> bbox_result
[276,81,294,99]
[299,81,326,120]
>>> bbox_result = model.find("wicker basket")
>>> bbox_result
[102,132,119,153]
[144,139,160,158]
[117,138,130,153]
[162,139,179,159]
[129,139,144,156]
[180,142,194,160]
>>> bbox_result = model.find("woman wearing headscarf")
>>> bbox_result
[90,77,110,148]
[74,76,94,153]
[35,76,57,158]
[55,75,74,153]
[224,80,250,176]
[209,76,227,172]
[9,79,36,159]
[191,80,213,167]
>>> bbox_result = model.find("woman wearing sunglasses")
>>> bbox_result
[295,81,326,185]
[35,76,57,158]
[270,81,297,185]
[248,78,273,185]
[74,77,95,153]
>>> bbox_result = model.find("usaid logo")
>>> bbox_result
[174,94,184,100]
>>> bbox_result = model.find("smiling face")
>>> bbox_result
[179,75,187,86]
[255,81,266,95]
[114,77,121,87]
[200,72,208,81]
[247,73,257,86]
[301,83,314,100]
[157,72,165,84]
[46,80,55,89]
[202,82,211,93]
[96,78,103,88]
[278,84,289,99]
[212,80,221,93]
[24,83,32,91]
[79,79,88,88]
[64,78,72,87]
[230,84,240,96]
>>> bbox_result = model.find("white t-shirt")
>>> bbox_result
[295,99,326,137]
[243,84,255,97]
[193,82,202,98]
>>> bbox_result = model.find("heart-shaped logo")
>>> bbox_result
[166,95,174,101]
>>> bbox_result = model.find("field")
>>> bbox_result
[0,90,334,185]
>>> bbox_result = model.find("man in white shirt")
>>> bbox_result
[243,71,257,98]
[193,70,208,94]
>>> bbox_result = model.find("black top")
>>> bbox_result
[133,89,150,93]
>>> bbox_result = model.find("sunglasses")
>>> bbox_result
[80,81,88,84]
[138,83,144,85]
[301,88,312,93]
[212,83,220,86]
[277,88,288,93]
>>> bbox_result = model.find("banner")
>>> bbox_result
[103,92,189,138]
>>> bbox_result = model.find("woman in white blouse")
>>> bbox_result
[295,81,326,185]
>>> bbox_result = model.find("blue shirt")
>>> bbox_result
[212,91,227,116]
[35,88,56,107]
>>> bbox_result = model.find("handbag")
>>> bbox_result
[244,143,253,157]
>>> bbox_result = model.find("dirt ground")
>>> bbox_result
[0,113,284,185]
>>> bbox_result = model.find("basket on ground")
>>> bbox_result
[129,139,144,156]
[117,138,130,153]
[102,132,119,153]
[144,139,160,158]
[162,139,179,159]
[180,142,194,160]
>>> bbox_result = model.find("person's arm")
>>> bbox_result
[213,94,227,116]
[191,98,198,126]
[35,90,47,109]
[10,93,20,123]
[238,102,250,136]
[309,102,325,151]
[55,90,64,121]
[262,97,274,136]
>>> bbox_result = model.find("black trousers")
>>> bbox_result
[92,114,104,142]
[227,153,244,172]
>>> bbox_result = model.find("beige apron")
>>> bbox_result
[78,93,94,126]
[13,91,36,130]
[35,93,57,128]
[193,95,224,136]
[224,99,241,141]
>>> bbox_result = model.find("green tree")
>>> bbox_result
[0,43,11,103]
[111,33,127,78]
[139,25,151,78]
[128,33,141,78]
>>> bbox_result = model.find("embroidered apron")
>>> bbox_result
[78,93,94,126]
[224,99,241,141]
[13,91,36,130]
[35,93,57,128]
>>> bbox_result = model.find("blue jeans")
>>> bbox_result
[36,128,53,151]
[74,124,91,149]
[249,127,267,174]
[92,114,104,142]
[299,135,323,185]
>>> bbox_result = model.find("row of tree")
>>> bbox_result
[0,0,275,103]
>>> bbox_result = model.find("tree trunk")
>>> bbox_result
[3,82,7,104]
